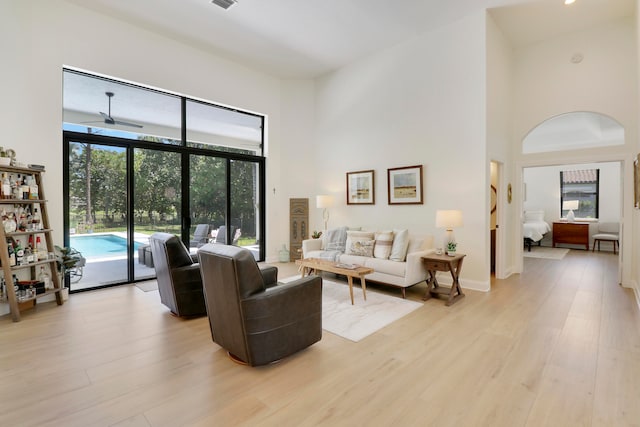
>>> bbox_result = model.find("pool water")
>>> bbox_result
[70,234,143,259]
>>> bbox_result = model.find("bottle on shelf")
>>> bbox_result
[4,211,17,233]
[12,174,21,199]
[36,236,46,260]
[8,240,16,267]
[28,175,39,200]
[1,173,11,199]
[38,266,51,290]
[31,208,41,230]
[20,175,29,200]
[14,239,23,265]
[17,208,27,232]
[25,245,34,264]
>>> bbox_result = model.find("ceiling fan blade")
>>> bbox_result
[100,111,115,124]
[112,119,143,128]
[99,111,142,128]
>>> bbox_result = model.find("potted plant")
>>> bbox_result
[0,148,15,166]
[54,245,85,285]
[311,230,323,239]
[446,241,457,256]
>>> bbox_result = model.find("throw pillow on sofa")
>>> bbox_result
[345,230,374,257]
[345,230,374,252]
[373,231,394,259]
[389,229,410,262]
[347,240,375,257]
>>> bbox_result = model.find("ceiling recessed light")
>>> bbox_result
[564,0,576,5]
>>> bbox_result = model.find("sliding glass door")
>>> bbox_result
[66,140,129,290]
[230,159,261,258]
[133,148,182,281]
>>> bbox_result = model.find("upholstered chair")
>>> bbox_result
[149,232,207,317]
[189,224,211,248]
[198,244,322,366]
[592,222,620,254]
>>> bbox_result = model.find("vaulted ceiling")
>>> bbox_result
[66,0,635,79]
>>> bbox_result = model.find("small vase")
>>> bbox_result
[447,250,456,256]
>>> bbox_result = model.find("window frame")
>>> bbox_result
[560,169,600,220]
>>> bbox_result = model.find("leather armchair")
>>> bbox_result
[149,232,207,317]
[198,244,322,366]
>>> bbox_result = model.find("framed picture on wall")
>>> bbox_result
[635,154,640,209]
[387,165,423,205]
[346,170,375,205]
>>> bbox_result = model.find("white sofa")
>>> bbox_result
[302,227,434,298]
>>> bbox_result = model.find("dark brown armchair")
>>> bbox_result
[198,244,322,366]
[149,232,206,317]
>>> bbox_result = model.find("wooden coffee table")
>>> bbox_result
[296,258,374,305]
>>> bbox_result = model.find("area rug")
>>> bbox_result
[281,276,423,342]
[137,276,423,342]
[135,280,159,292]
[523,246,569,260]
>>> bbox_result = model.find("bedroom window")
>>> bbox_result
[560,169,599,219]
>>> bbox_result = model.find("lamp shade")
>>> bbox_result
[562,200,579,211]
[435,210,463,230]
[316,195,334,209]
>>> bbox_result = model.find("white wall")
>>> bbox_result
[0,0,302,262]
[512,18,637,149]
[486,13,515,278]
[313,13,490,291]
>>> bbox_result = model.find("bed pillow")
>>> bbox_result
[524,210,545,222]
[389,229,410,262]
[373,231,394,259]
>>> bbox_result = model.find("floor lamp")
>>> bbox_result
[316,195,334,231]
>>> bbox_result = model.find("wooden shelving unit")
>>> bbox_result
[0,165,64,322]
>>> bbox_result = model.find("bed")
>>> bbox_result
[523,210,551,251]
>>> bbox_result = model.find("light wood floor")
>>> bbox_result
[1,250,639,426]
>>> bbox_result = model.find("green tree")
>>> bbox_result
[134,149,181,225]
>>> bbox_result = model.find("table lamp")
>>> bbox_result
[316,195,334,230]
[563,200,579,222]
[435,209,463,249]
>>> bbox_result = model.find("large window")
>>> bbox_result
[560,169,599,219]
[63,69,265,291]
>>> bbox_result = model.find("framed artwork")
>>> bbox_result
[346,170,375,205]
[387,165,423,205]
[635,154,640,209]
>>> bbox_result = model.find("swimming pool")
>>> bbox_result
[70,234,143,259]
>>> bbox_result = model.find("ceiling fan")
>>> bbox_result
[98,91,143,128]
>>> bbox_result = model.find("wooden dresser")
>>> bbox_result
[552,222,589,250]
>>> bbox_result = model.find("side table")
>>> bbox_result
[421,253,466,306]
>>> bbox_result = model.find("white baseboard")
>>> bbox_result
[434,273,490,292]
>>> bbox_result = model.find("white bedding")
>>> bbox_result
[523,210,551,242]
[523,221,551,242]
